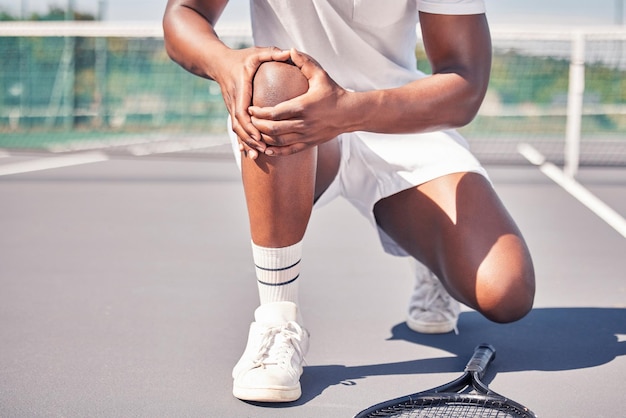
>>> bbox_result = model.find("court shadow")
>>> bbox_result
[276,307,626,406]
[387,307,626,372]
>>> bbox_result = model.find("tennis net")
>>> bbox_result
[0,21,625,167]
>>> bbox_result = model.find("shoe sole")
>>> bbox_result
[233,384,301,403]
[406,318,456,334]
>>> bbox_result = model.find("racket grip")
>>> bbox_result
[465,344,496,376]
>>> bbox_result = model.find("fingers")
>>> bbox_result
[247,49,321,122]
[252,115,306,144]
[238,140,259,160]
[225,73,263,154]
[231,123,264,156]
[232,116,266,152]
[249,47,290,64]
[287,48,321,80]
[264,142,309,157]
[233,47,320,158]
[259,129,305,148]
[248,101,302,127]
[268,48,291,62]
[226,47,293,154]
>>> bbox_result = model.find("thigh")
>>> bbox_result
[314,137,341,201]
[373,172,535,320]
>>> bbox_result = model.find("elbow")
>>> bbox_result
[161,20,189,72]
[162,15,174,59]
[163,39,174,62]
[161,18,177,63]
[436,68,489,129]
[163,40,178,64]
[446,88,486,129]
[451,101,480,128]
[161,7,188,66]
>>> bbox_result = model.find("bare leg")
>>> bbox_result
[232,62,341,403]
[374,172,535,323]
[241,60,340,247]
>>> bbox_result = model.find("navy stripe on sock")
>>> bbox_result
[257,274,299,287]
[255,259,301,272]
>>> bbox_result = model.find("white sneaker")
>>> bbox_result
[406,259,460,334]
[232,301,309,402]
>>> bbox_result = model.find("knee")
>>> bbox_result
[253,61,309,107]
[475,268,536,324]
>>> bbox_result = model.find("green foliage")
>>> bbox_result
[2,35,625,151]
[585,61,626,103]
[416,45,626,107]
[0,5,95,21]
[0,8,18,21]
[490,51,570,104]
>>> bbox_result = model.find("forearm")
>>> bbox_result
[348,71,488,135]
[162,0,230,80]
[342,12,491,135]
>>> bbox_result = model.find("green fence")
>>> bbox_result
[1,22,625,166]
[0,25,233,151]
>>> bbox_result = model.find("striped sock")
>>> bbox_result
[252,240,302,305]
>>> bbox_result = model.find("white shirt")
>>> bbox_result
[250,0,486,91]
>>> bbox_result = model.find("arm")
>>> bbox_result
[367,12,492,132]
[162,0,229,80]
[250,12,492,156]
[162,0,291,157]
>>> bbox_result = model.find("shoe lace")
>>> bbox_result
[252,321,307,369]
[409,271,445,308]
[409,271,459,334]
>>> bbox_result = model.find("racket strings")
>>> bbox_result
[367,395,534,418]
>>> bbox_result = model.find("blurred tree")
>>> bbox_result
[0,5,94,21]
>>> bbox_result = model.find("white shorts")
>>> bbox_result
[228,124,489,257]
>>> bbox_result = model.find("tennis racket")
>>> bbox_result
[354,344,536,418]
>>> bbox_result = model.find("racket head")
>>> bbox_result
[354,344,537,418]
[354,392,537,417]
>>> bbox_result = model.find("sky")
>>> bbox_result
[1,0,625,26]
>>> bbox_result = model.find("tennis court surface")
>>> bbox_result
[1,149,625,417]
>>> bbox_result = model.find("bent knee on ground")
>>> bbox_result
[253,61,308,107]
[472,269,535,323]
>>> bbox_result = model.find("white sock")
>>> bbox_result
[252,240,302,306]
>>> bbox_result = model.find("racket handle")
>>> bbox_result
[465,344,496,376]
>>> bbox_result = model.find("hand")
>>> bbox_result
[213,47,291,159]
[248,49,353,156]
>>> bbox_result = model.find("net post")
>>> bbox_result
[564,31,585,178]
[94,36,108,128]
[44,36,76,131]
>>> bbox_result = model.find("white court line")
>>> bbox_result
[518,143,626,239]
[0,151,109,177]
